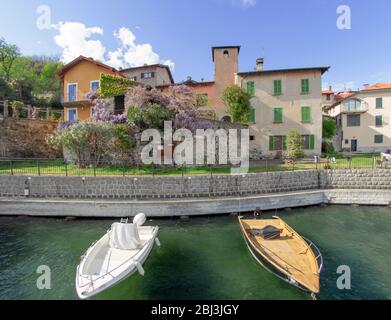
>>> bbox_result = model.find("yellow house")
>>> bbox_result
[58,56,123,122]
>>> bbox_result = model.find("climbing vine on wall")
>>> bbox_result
[99,73,134,98]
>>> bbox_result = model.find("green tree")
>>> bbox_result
[0,38,20,83]
[322,119,337,153]
[221,85,251,123]
[286,129,305,159]
[323,119,336,140]
[127,103,175,131]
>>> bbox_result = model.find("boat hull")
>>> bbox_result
[242,230,313,293]
[239,216,321,294]
[75,226,158,299]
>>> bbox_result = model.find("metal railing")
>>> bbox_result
[0,155,388,177]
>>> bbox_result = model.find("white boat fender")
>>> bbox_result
[133,213,146,226]
[155,237,161,247]
[135,261,145,276]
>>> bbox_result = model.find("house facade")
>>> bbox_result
[58,56,123,122]
[120,64,174,87]
[237,66,328,157]
[327,83,391,153]
[158,45,328,157]
[59,57,174,122]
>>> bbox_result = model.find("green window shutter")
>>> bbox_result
[301,79,309,94]
[274,80,282,95]
[301,106,311,123]
[247,81,255,96]
[376,98,383,109]
[282,136,287,151]
[274,108,283,123]
[309,135,315,150]
[247,108,255,123]
[269,136,274,151]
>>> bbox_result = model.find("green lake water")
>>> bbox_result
[1,205,391,300]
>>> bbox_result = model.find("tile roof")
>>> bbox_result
[58,55,123,77]
[362,82,391,91]
[237,66,330,76]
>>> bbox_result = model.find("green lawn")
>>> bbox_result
[0,154,382,177]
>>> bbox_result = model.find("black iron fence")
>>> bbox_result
[0,155,389,177]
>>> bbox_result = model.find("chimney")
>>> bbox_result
[256,58,264,71]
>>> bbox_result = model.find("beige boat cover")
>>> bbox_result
[109,223,141,250]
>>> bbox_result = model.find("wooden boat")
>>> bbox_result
[238,215,322,295]
[75,213,160,299]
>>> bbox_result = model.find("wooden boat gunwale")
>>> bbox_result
[238,215,321,294]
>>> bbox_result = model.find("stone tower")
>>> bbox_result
[211,46,240,118]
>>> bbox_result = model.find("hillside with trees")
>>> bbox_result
[0,38,63,110]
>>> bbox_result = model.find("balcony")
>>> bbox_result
[341,99,368,114]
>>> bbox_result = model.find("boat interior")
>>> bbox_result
[240,217,320,293]
[81,226,155,276]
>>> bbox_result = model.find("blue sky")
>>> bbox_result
[1,0,391,91]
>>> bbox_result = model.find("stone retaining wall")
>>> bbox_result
[0,170,320,199]
[320,169,391,190]
[1,169,391,200]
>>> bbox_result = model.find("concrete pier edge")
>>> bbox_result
[1,189,390,218]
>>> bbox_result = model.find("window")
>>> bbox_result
[347,114,360,127]
[223,50,229,58]
[196,93,209,107]
[247,81,255,96]
[302,135,315,150]
[222,116,232,123]
[269,136,286,151]
[130,76,137,81]
[90,107,96,118]
[273,107,283,123]
[114,95,125,115]
[301,79,310,94]
[301,106,311,123]
[90,80,99,92]
[247,108,255,123]
[376,115,383,127]
[249,135,255,141]
[141,72,155,79]
[273,80,282,96]
[376,97,383,109]
[345,139,349,145]
[68,83,77,102]
[343,99,362,112]
[326,94,331,101]
[374,135,384,144]
[68,108,77,122]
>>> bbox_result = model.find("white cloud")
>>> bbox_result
[53,22,106,63]
[106,48,124,69]
[52,23,174,70]
[240,0,256,7]
[161,59,175,71]
[110,27,173,69]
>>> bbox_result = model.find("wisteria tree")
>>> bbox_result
[86,91,127,124]
[125,85,212,131]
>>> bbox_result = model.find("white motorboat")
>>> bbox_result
[75,213,160,299]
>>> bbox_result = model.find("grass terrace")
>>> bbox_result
[0,154,383,177]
